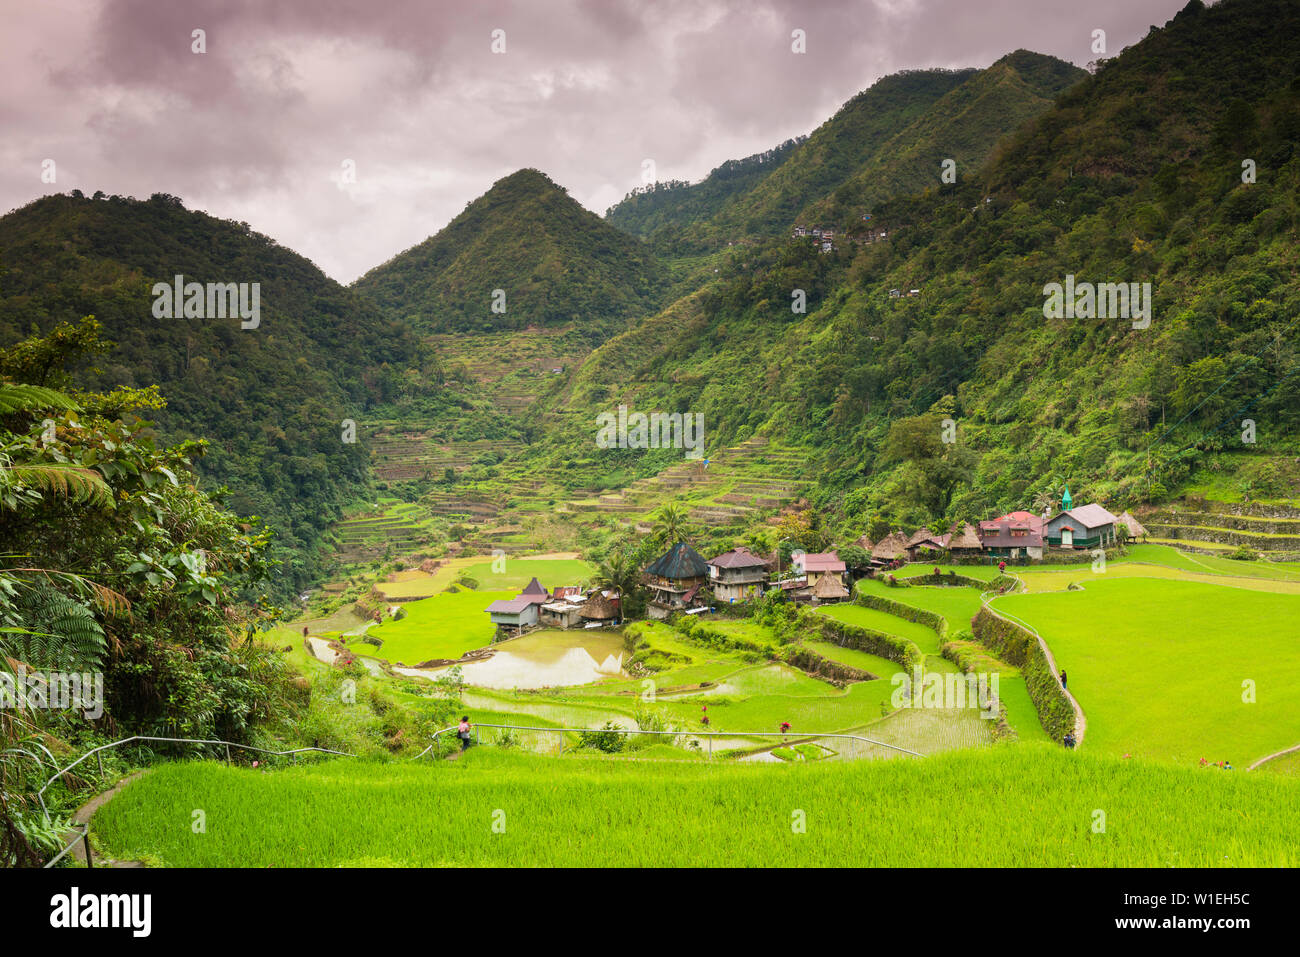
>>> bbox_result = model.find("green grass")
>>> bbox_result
[995,577,1300,764]
[816,602,941,652]
[456,558,595,590]
[92,746,1300,866]
[802,639,905,678]
[360,589,515,663]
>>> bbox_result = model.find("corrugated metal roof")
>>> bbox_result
[708,547,769,569]
[1056,504,1118,529]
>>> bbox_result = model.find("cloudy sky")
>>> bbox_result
[2,0,1191,283]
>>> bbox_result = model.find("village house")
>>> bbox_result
[795,551,847,590]
[485,594,543,635]
[978,511,1044,560]
[946,522,983,557]
[578,590,620,627]
[643,541,710,619]
[539,597,584,629]
[871,531,910,566]
[1046,503,1119,549]
[809,572,849,605]
[706,546,770,603]
[905,528,950,562]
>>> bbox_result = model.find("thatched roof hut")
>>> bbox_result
[579,590,618,620]
[851,533,874,550]
[811,574,849,601]
[871,532,909,561]
[946,522,983,552]
[644,541,709,581]
[1117,511,1148,541]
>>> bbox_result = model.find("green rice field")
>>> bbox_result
[91,746,1300,867]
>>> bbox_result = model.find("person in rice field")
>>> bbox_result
[458,715,472,751]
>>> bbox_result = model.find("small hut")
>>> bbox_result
[1117,511,1148,543]
[946,522,983,556]
[871,532,909,565]
[810,573,849,605]
[905,528,950,561]
[578,590,619,625]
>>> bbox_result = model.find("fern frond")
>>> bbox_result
[7,465,111,508]
[0,383,81,416]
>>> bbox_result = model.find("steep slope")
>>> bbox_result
[538,0,1300,538]
[604,53,1084,254]
[0,192,441,591]
[604,137,806,240]
[801,50,1085,228]
[354,169,666,333]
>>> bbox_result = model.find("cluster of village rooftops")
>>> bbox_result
[485,491,1146,634]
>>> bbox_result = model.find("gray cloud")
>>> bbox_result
[0,0,1189,282]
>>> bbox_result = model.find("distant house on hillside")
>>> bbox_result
[1046,504,1119,549]
[644,541,710,619]
[707,546,770,603]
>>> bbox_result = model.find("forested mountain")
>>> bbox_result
[532,0,1300,537]
[604,52,1084,254]
[354,168,667,333]
[0,192,441,592]
[604,137,807,240]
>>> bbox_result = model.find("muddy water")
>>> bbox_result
[414,630,628,690]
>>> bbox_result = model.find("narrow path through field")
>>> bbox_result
[70,770,149,867]
[1248,741,1300,771]
[984,579,1087,745]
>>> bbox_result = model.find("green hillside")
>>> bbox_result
[530,0,1300,540]
[0,192,442,592]
[353,168,667,333]
[605,53,1084,255]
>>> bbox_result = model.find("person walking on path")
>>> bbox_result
[458,715,472,751]
[1059,669,1068,690]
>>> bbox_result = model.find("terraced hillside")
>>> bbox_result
[1139,499,1300,558]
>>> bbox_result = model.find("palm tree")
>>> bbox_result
[651,502,690,546]
[591,551,640,619]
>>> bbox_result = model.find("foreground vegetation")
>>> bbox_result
[92,745,1300,867]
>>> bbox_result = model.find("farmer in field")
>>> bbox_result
[458,715,472,751]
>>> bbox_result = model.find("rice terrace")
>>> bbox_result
[2,0,1299,933]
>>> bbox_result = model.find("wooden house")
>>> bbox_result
[485,594,543,635]
[1045,504,1118,549]
[578,590,620,626]
[905,528,949,561]
[946,522,983,556]
[978,513,1044,560]
[870,532,909,565]
[643,541,710,619]
[810,573,849,606]
[706,546,770,603]
[794,552,847,591]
